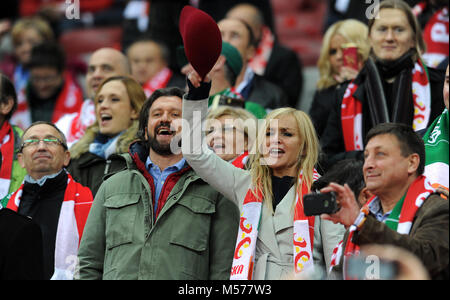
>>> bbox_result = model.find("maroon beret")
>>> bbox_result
[179,5,222,79]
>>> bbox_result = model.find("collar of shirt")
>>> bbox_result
[235,66,255,94]
[24,169,64,186]
[145,156,187,214]
[368,196,392,223]
[145,156,186,174]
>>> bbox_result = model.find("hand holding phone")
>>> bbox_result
[303,192,339,216]
[342,43,359,71]
[318,183,361,228]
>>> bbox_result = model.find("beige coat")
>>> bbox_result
[182,99,345,279]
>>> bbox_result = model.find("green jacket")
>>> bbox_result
[77,142,240,280]
[1,125,27,208]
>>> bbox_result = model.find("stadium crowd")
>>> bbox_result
[0,0,448,280]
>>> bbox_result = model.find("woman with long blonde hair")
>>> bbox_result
[310,19,370,137]
[182,73,345,280]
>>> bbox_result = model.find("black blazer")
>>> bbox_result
[246,74,289,110]
[320,65,445,172]
[0,208,44,280]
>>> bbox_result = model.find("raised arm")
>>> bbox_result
[181,75,250,206]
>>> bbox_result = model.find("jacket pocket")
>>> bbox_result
[166,195,216,279]
[169,195,216,251]
[104,194,140,250]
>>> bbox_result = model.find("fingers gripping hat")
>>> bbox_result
[179,5,222,79]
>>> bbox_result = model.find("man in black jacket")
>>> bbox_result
[0,152,44,280]
[226,3,303,108]
[218,17,289,110]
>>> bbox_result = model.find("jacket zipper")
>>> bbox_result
[104,159,111,175]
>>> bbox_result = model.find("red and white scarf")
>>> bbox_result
[142,67,173,98]
[248,26,274,76]
[231,151,249,169]
[340,175,435,279]
[341,59,431,151]
[230,169,320,279]
[413,2,449,68]
[0,122,14,198]
[10,73,84,130]
[55,99,96,148]
[7,173,93,279]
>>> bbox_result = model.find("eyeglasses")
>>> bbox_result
[20,138,67,151]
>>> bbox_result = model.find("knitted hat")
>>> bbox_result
[179,6,222,79]
[221,41,243,77]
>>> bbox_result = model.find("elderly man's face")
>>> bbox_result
[86,48,129,99]
[18,124,70,180]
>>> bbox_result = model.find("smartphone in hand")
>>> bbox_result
[342,43,359,71]
[303,192,339,216]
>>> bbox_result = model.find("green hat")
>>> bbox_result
[221,41,242,77]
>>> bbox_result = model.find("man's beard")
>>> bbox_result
[147,135,173,156]
[146,122,176,156]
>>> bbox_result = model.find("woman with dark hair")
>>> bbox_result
[0,73,27,205]
[67,76,146,196]
[320,0,446,172]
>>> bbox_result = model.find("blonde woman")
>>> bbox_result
[206,105,257,167]
[310,19,369,137]
[182,74,345,280]
[67,76,146,196]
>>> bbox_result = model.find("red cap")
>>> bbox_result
[179,6,222,79]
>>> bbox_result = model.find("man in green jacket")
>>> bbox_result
[77,86,240,280]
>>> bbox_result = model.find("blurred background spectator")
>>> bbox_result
[0,17,54,94]
[10,42,84,130]
[310,19,370,138]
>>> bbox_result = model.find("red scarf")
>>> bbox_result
[341,175,435,279]
[231,151,249,169]
[248,26,274,75]
[0,122,14,198]
[7,173,93,279]
[142,67,173,98]
[55,99,96,147]
[11,72,84,130]
[341,59,431,151]
[414,2,449,67]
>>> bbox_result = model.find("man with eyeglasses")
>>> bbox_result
[5,121,93,280]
